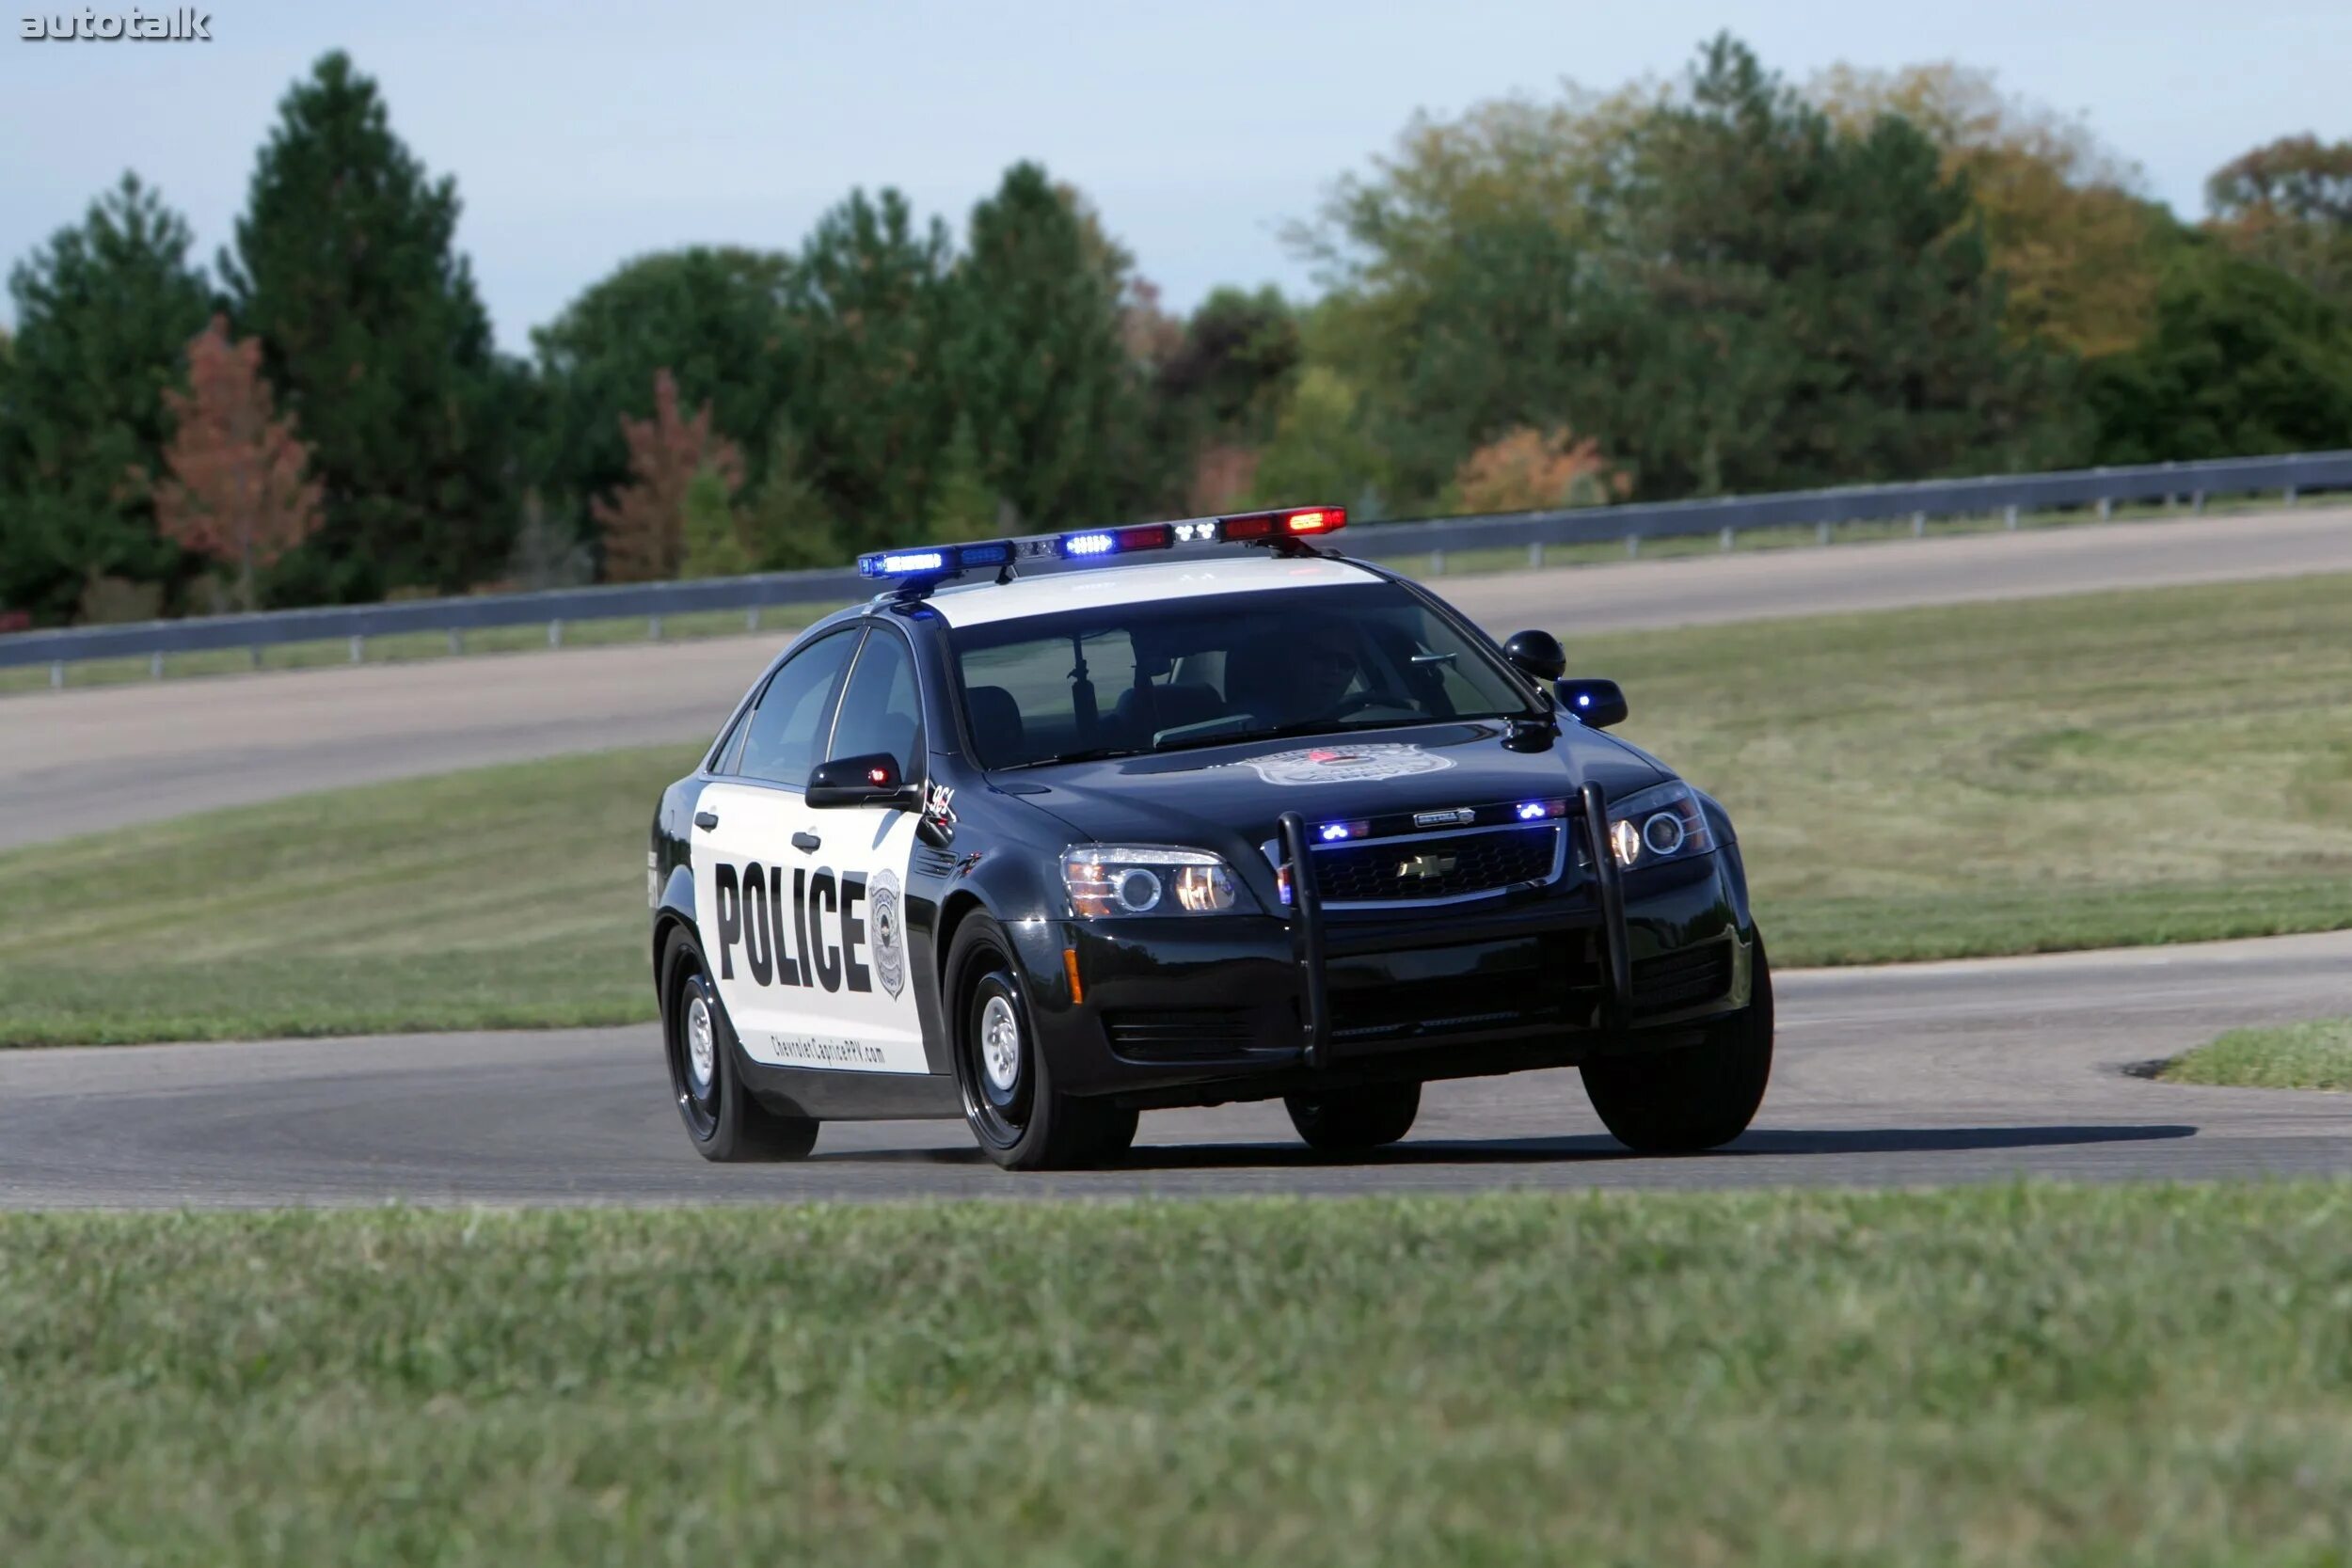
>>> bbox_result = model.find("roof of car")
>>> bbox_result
[919,553,1385,629]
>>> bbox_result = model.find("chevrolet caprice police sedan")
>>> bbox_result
[648,506,1771,1170]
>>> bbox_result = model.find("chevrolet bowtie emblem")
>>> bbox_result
[1397,852,1457,879]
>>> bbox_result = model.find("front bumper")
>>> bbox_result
[1011,834,1754,1110]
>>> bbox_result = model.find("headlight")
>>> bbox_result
[1604,781,1715,870]
[1062,846,1250,916]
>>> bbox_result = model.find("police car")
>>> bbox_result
[648,506,1771,1170]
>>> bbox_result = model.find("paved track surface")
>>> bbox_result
[5,930,2346,1207]
[6,507,2348,851]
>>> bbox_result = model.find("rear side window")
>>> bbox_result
[827,629,925,779]
[735,627,859,785]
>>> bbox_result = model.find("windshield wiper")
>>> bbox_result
[996,745,1152,771]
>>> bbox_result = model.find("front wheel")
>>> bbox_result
[947,916,1136,1171]
[1581,938,1774,1154]
[662,932,819,1163]
[1285,1082,1422,1153]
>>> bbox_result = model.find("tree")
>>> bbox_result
[1811,61,2164,357]
[2087,235,2352,463]
[781,189,957,549]
[741,422,841,570]
[677,467,753,579]
[148,315,325,611]
[924,415,999,542]
[2206,135,2352,309]
[0,174,212,623]
[532,246,795,519]
[1251,367,1388,513]
[1454,427,1625,513]
[948,163,1142,529]
[221,51,520,602]
[593,370,744,581]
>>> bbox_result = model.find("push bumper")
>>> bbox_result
[1014,811,1753,1110]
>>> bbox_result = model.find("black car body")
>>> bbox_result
[649,509,1772,1168]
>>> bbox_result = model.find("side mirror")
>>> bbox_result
[1554,677,1628,730]
[1502,628,1567,682]
[806,752,921,811]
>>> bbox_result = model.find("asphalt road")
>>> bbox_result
[5,930,2346,1207]
[5,506,2348,851]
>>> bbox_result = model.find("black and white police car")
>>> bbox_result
[648,505,1771,1170]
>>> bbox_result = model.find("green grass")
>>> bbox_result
[8,1186,2352,1565]
[2162,1018,2352,1091]
[6,570,2352,1047]
[0,744,699,1044]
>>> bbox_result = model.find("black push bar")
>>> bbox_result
[1278,811,1330,1068]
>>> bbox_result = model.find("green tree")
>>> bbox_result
[1811,61,2164,358]
[1294,36,2080,505]
[677,466,753,579]
[1250,366,1387,512]
[741,422,841,570]
[220,51,520,602]
[0,174,212,624]
[2087,233,2352,463]
[532,246,794,521]
[781,188,956,549]
[923,415,999,541]
[948,163,1141,529]
[2206,135,2352,310]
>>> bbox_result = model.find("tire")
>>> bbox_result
[661,931,820,1163]
[1284,1082,1421,1154]
[946,915,1136,1171]
[1581,936,1774,1154]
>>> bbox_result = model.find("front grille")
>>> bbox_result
[1311,824,1562,906]
[1105,1009,1263,1062]
[1632,942,1734,1014]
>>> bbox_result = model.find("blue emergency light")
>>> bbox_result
[854,507,1347,585]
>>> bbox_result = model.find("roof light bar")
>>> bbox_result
[856,539,1017,580]
[854,504,1346,586]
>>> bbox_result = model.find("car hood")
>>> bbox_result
[993,720,1672,854]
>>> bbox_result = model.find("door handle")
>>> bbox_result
[693,812,719,831]
[791,831,821,854]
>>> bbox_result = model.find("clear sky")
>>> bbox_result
[3,0,2345,352]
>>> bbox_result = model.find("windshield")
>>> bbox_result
[949,581,1540,769]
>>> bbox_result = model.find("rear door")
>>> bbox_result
[691,626,858,1062]
[789,623,930,1074]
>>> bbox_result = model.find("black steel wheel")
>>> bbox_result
[1284,1081,1422,1153]
[661,931,819,1163]
[946,915,1136,1171]
[1581,936,1774,1154]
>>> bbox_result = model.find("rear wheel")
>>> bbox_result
[1285,1082,1422,1154]
[662,932,819,1163]
[1581,938,1773,1154]
[948,916,1136,1171]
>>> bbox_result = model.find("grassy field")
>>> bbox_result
[4,570,2351,1046]
[8,1186,2352,1564]
[2164,1018,2352,1091]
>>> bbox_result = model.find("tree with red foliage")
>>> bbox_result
[150,315,324,612]
[593,369,745,581]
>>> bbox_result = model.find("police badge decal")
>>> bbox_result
[1232,742,1456,786]
[867,867,907,1000]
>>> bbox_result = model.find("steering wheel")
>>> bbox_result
[1332,691,1411,718]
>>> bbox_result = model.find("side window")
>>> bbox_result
[827,629,925,780]
[735,628,860,786]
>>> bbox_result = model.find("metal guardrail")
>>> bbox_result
[4,450,2347,679]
